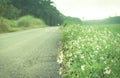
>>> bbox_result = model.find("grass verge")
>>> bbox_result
[58,24,120,78]
[0,15,46,33]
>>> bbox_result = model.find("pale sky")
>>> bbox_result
[51,0,120,20]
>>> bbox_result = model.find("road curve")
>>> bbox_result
[0,27,60,78]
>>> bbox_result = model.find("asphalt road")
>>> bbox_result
[0,27,60,78]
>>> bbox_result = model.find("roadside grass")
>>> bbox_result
[58,24,120,78]
[0,15,46,33]
[17,15,46,28]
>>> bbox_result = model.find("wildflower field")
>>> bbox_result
[58,24,120,78]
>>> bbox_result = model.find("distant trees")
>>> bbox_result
[83,16,120,25]
[63,16,82,26]
[107,16,120,24]
[0,0,64,26]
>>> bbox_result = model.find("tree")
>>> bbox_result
[0,0,64,25]
[11,0,64,25]
[63,16,82,25]
[0,0,20,19]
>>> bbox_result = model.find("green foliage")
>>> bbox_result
[0,0,64,25]
[1,17,17,27]
[107,16,120,24]
[83,16,120,25]
[11,0,64,25]
[58,24,120,78]
[0,0,20,19]
[63,16,82,26]
[0,24,7,33]
[0,15,47,33]
[0,17,16,32]
[17,15,46,27]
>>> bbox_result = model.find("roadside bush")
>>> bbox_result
[17,15,46,27]
[0,22,8,33]
[0,15,47,33]
[0,17,9,33]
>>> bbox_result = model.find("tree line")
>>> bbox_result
[0,0,64,26]
[83,16,120,25]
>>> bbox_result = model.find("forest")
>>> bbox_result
[0,0,64,25]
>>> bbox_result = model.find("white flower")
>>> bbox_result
[111,60,114,62]
[94,50,98,54]
[81,55,84,59]
[74,55,77,58]
[90,54,94,58]
[100,57,104,60]
[66,61,71,68]
[105,46,107,49]
[57,58,63,64]
[81,65,86,71]
[68,53,72,57]
[104,66,111,74]
[58,67,63,75]
[76,51,81,54]
[104,61,107,64]
[57,52,63,64]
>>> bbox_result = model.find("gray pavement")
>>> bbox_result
[0,27,60,78]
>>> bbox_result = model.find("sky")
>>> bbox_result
[51,0,120,20]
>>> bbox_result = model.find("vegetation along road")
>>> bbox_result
[0,27,60,78]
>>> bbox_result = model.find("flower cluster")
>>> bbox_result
[58,25,120,78]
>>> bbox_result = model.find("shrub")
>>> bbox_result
[17,15,46,27]
[0,17,9,33]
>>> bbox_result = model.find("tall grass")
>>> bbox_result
[0,22,8,33]
[0,15,46,33]
[17,15,46,27]
[58,24,120,78]
[0,17,9,33]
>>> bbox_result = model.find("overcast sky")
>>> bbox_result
[51,0,120,20]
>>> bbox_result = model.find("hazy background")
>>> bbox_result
[51,0,120,20]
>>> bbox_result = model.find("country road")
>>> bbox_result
[0,27,60,78]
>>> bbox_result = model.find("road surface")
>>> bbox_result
[0,27,60,78]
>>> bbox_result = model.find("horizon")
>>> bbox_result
[51,0,120,20]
